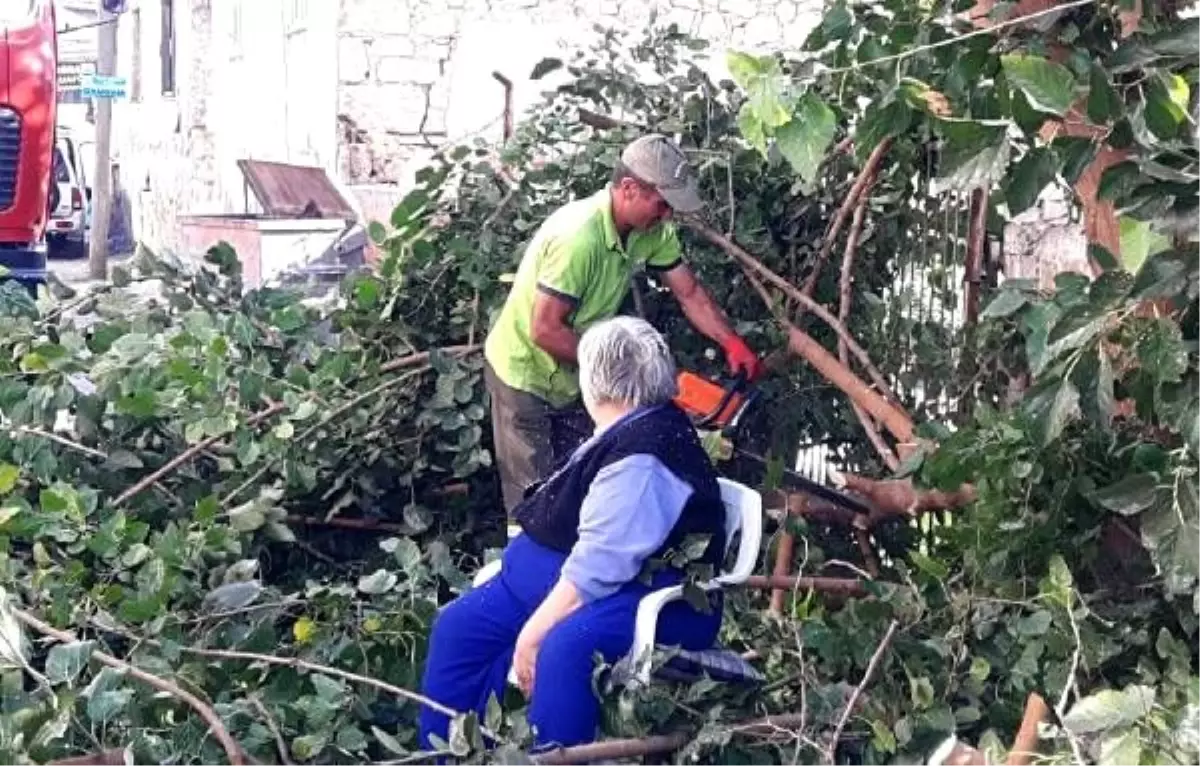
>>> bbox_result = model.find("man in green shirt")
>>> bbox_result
[484,133,762,513]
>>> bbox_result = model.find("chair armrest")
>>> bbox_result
[472,558,502,588]
[626,579,723,687]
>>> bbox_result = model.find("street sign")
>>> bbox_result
[81,73,128,100]
[58,60,95,91]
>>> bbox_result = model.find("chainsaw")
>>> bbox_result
[673,369,873,516]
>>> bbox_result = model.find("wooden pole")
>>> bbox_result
[88,3,119,280]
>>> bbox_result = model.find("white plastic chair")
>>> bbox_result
[471,477,763,688]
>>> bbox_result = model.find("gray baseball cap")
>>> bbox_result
[620,134,704,214]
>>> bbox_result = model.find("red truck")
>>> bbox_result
[0,0,57,294]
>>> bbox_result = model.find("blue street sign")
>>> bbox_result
[81,73,128,100]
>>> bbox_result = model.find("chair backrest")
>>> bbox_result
[715,477,762,585]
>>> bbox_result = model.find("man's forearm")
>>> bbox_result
[531,324,580,364]
[678,284,735,346]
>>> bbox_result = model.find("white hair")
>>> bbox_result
[578,316,678,410]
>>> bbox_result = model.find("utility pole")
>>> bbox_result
[88,2,121,281]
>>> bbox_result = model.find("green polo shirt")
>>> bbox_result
[484,188,684,407]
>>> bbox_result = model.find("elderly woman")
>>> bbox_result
[418,316,727,750]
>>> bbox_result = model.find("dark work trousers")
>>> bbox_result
[484,362,593,517]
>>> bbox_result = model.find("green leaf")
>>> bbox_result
[1099,729,1143,766]
[1001,54,1077,115]
[736,104,767,153]
[1140,477,1200,592]
[1087,64,1121,124]
[1016,610,1052,636]
[357,569,398,595]
[291,735,326,762]
[980,289,1029,319]
[855,95,913,157]
[529,57,563,80]
[1043,380,1081,445]
[1149,16,1199,55]
[0,464,19,494]
[1119,217,1171,274]
[372,726,408,757]
[775,93,837,188]
[969,657,991,683]
[228,502,266,533]
[1005,147,1060,215]
[367,221,387,246]
[45,640,95,686]
[1138,318,1189,384]
[1098,161,1141,202]
[726,51,791,129]
[403,504,432,534]
[909,676,935,709]
[1089,477,1161,518]
[87,688,134,723]
[1144,72,1189,140]
[1054,136,1101,186]
[821,1,852,41]
[1097,350,1115,425]
[934,120,1011,192]
[1063,686,1156,735]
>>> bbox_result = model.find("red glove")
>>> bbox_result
[721,335,763,381]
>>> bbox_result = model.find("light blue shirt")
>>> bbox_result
[559,451,696,603]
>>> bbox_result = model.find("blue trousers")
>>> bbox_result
[418,534,723,749]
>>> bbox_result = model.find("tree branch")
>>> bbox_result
[801,137,893,302]
[1004,692,1050,765]
[87,621,504,745]
[742,575,870,597]
[837,198,900,472]
[12,609,246,766]
[829,472,978,527]
[687,220,913,442]
[379,344,480,374]
[113,400,288,506]
[533,711,815,764]
[825,619,899,764]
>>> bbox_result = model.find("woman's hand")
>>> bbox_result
[513,579,584,699]
[513,627,540,698]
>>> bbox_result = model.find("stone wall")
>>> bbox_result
[1001,186,1091,290]
[335,0,824,186]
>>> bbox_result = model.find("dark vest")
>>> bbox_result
[514,402,727,571]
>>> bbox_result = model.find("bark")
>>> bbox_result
[837,199,901,471]
[742,575,870,597]
[963,188,989,326]
[831,472,978,528]
[786,325,915,443]
[800,138,893,302]
[1005,693,1050,765]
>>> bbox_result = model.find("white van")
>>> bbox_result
[47,130,92,257]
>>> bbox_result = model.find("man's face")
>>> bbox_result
[616,178,672,230]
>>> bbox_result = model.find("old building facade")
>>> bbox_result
[89,0,824,255]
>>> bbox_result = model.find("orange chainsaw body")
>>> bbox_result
[673,371,746,429]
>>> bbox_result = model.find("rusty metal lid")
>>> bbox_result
[237,159,357,220]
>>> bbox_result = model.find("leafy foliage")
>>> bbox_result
[0,2,1196,764]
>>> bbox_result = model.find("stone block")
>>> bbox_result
[740,14,781,48]
[339,83,429,133]
[376,56,443,85]
[413,9,460,39]
[339,38,371,84]
[369,34,417,58]
[340,0,411,35]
